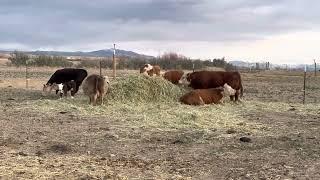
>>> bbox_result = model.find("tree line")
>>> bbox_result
[77,52,235,71]
[8,51,236,71]
[8,50,72,67]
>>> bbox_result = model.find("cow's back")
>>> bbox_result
[47,68,87,85]
[189,71,242,90]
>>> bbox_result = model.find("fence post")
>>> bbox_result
[99,60,102,76]
[303,65,306,104]
[314,59,317,77]
[192,63,195,72]
[25,61,29,89]
[112,44,116,79]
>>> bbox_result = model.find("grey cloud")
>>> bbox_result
[0,0,319,49]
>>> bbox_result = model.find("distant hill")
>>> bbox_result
[0,49,154,59]
[229,60,316,71]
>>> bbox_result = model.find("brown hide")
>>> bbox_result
[186,71,243,101]
[180,88,224,105]
[163,70,184,84]
[82,74,108,105]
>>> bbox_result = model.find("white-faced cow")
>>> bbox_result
[52,80,77,98]
[82,74,110,105]
[180,83,236,106]
[179,70,243,101]
[140,64,161,77]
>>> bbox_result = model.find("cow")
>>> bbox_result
[82,74,110,105]
[162,70,184,85]
[50,83,64,98]
[180,83,236,106]
[43,68,88,96]
[179,70,243,101]
[140,64,161,76]
[53,80,77,98]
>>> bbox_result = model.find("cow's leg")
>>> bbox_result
[74,84,80,94]
[230,95,235,101]
[93,93,98,106]
[99,94,103,105]
[70,90,75,99]
[235,90,240,102]
[101,96,104,105]
[199,96,205,105]
[89,95,93,105]
[63,89,68,98]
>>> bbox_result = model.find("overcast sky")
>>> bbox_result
[0,0,319,64]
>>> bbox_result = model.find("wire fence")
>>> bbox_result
[0,63,319,104]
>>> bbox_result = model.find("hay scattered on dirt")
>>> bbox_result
[107,75,187,103]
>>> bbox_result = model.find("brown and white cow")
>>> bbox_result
[179,70,243,101]
[82,74,110,105]
[140,64,161,76]
[162,70,184,84]
[180,83,236,106]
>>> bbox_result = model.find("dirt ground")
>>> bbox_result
[0,66,320,179]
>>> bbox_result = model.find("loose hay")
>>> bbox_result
[107,75,187,103]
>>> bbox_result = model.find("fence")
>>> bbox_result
[0,59,319,104]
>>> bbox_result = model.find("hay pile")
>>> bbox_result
[107,75,187,103]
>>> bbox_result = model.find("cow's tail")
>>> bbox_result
[95,76,100,96]
[240,82,243,97]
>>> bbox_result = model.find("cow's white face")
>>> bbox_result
[103,75,110,84]
[178,73,190,85]
[144,64,153,72]
[222,83,236,96]
[43,84,53,92]
[52,83,64,95]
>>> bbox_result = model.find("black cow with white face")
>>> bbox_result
[43,68,88,97]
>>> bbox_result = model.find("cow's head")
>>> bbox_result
[103,75,110,84]
[43,83,58,96]
[51,83,64,98]
[140,64,154,76]
[222,83,236,97]
[43,83,51,92]
[179,72,191,85]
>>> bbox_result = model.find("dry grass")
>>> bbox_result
[1,67,320,179]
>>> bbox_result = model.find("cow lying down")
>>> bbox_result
[180,83,236,105]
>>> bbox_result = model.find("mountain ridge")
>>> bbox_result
[0,49,154,59]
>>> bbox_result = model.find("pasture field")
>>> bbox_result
[0,66,320,179]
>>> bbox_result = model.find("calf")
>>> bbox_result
[82,74,110,105]
[140,64,161,76]
[50,83,64,98]
[163,70,184,84]
[43,68,87,95]
[180,83,236,106]
[179,70,243,101]
[51,80,77,98]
